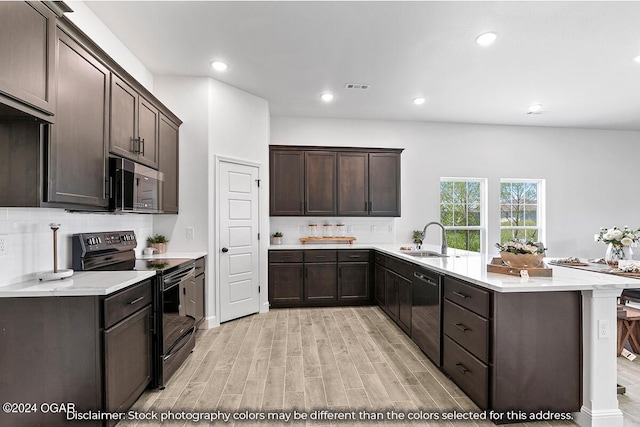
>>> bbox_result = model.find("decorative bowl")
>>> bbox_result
[500,251,544,268]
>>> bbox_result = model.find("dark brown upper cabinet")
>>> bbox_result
[110,75,159,169]
[270,146,402,217]
[305,151,336,215]
[0,1,58,122]
[45,27,110,208]
[270,149,304,215]
[159,113,180,214]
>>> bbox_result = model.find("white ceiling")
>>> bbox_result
[83,1,640,131]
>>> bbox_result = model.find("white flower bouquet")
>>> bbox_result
[594,226,639,247]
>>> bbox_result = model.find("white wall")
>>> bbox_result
[271,117,640,258]
[152,76,270,327]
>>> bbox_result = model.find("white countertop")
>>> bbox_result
[270,243,640,293]
[0,252,207,298]
[0,270,157,298]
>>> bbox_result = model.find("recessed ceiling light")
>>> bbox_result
[412,97,426,105]
[633,55,640,63]
[476,32,497,46]
[210,61,228,71]
[528,104,543,113]
[320,93,334,102]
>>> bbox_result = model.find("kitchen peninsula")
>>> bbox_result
[270,243,638,427]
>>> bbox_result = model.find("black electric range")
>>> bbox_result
[72,230,197,389]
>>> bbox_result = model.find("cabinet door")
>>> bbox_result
[337,152,368,216]
[397,274,412,333]
[0,1,56,119]
[369,152,401,216]
[270,149,304,215]
[305,263,337,301]
[269,263,304,305]
[109,74,138,161]
[46,29,109,207]
[137,96,159,168]
[374,264,386,306]
[305,151,336,215]
[385,270,399,318]
[338,262,370,301]
[159,113,179,213]
[104,305,152,414]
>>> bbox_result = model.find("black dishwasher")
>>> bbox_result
[411,266,443,367]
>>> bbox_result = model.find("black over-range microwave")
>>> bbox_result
[109,157,164,213]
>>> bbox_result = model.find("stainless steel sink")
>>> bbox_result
[400,250,448,258]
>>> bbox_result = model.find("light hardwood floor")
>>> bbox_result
[121,306,639,426]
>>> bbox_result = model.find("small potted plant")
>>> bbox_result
[412,230,424,249]
[147,234,168,254]
[271,232,283,245]
[495,239,546,268]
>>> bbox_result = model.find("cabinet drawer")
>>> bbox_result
[374,251,386,266]
[443,300,489,363]
[269,250,303,263]
[443,336,488,410]
[195,257,205,275]
[443,276,490,317]
[338,250,370,262]
[385,256,412,280]
[104,279,153,329]
[304,250,337,263]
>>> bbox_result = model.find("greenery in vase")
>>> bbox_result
[412,230,424,245]
[147,234,168,244]
[495,239,546,255]
[594,226,639,247]
[271,232,283,238]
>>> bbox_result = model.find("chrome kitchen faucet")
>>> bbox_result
[422,222,448,255]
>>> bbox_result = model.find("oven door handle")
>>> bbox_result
[164,327,195,361]
[163,267,196,291]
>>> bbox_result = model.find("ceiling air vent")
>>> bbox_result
[345,83,371,90]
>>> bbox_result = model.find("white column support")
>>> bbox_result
[574,288,624,427]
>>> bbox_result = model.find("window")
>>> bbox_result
[500,179,545,244]
[439,178,486,252]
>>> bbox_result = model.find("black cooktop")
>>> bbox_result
[135,258,193,274]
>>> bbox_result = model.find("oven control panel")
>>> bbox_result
[74,231,137,252]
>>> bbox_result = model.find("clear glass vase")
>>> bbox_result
[605,243,633,267]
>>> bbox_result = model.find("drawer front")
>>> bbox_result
[443,336,488,410]
[304,250,337,263]
[269,250,303,263]
[443,276,490,317]
[373,251,386,266]
[338,250,370,262]
[104,279,153,329]
[195,257,205,275]
[385,256,412,280]
[443,299,489,363]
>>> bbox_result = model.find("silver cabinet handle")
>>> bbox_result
[454,323,470,332]
[128,296,144,305]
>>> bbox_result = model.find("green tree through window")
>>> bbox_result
[440,179,484,252]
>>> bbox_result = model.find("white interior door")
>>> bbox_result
[219,160,260,322]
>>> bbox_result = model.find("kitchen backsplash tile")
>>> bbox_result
[269,217,397,245]
[0,208,153,286]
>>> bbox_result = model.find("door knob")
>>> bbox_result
[221,247,229,253]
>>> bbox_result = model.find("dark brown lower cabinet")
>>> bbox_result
[374,263,386,306]
[0,279,154,427]
[305,263,337,301]
[268,249,371,307]
[104,305,152,417]
[441,275,581,416]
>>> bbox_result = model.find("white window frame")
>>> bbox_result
[499,178,546,245]
[439,177,488,253]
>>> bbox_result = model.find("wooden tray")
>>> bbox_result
[299,237,356,244]
[487,257,552,277]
